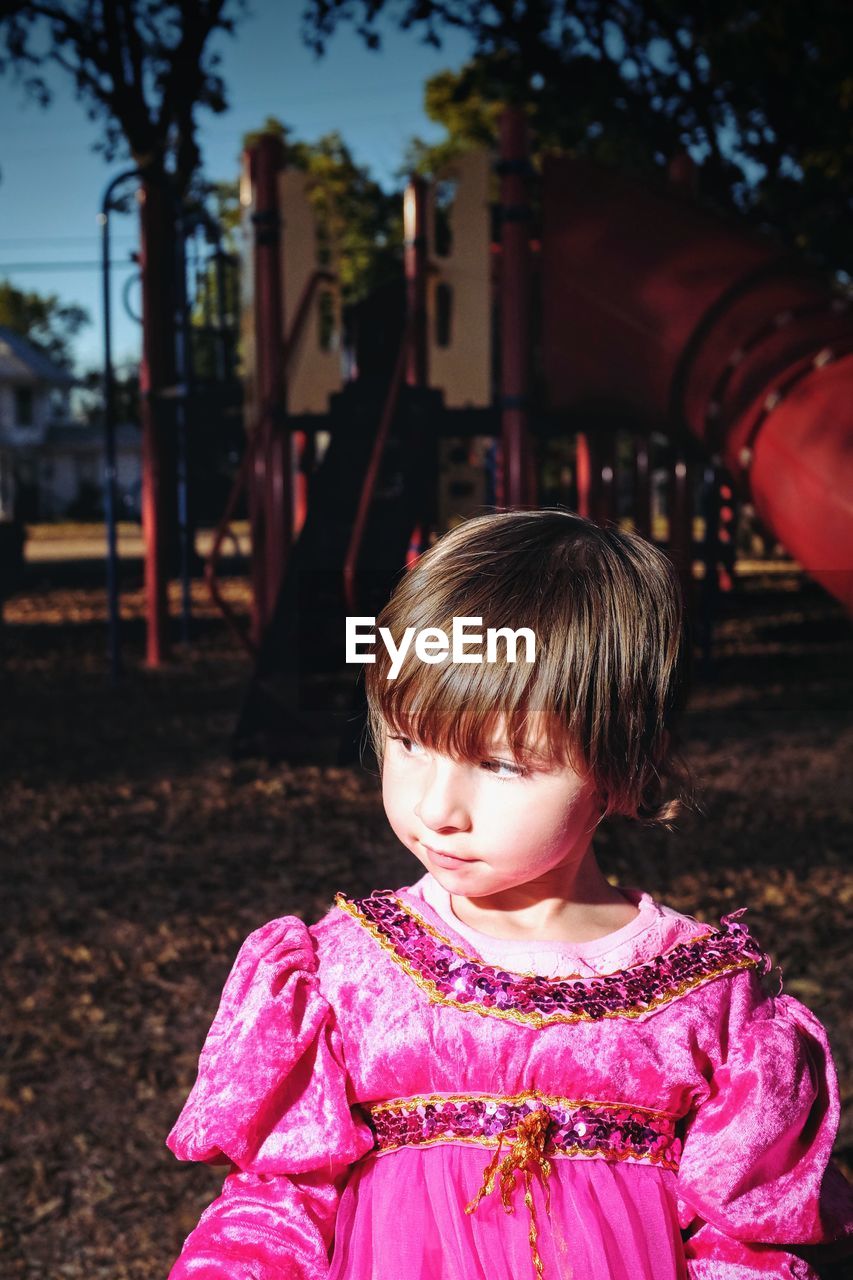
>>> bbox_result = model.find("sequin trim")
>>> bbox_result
[335,892,770,1027]
[366,1090,682,1171]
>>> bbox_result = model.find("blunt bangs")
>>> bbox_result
[374,630,584,775]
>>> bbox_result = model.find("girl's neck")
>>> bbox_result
[448,863,640,944]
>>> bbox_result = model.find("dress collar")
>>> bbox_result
[413,871,659,965]
[334,888,770,1027]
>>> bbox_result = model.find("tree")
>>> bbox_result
[0,281,90,371]
[401,66,506,179]
[0,0,246,193]
[286,125,403,304]
[184,121,401,390]
[302,0,853,274]
[0,0,251,664]
[239,117,403,304]
[77,361,140,427]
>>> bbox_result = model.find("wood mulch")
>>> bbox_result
[1,567,851,1277]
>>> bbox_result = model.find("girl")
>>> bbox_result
[166,509,852,1279]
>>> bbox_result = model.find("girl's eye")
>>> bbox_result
[389,736,524,779]
[481,758,526,780]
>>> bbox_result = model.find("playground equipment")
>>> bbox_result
[0,449,25,619]
[220,137,498,761]
[207,110,852,764]
[97,169,242,678]
[541,156,853,613]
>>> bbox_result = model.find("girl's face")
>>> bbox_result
[381,720,603,906]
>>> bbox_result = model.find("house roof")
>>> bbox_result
[0,326,76,386]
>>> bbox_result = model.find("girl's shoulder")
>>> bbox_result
[227,890,428,987]
[651,896,716,953]
[308,888,408,973]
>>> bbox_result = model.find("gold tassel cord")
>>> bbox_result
[465,1109,554,1280]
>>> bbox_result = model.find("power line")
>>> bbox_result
[0,77,443,129]
[0,260,139,272]
[0,235,138,246]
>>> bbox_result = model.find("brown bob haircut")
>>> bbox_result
[364,508,695,831]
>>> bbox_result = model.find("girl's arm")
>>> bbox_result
[169,1167,348,1280]
[166,917,375,1278]
[676,967,853,1278]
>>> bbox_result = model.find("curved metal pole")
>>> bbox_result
[99,166,143,684]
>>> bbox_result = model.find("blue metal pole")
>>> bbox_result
[100,167,141,683]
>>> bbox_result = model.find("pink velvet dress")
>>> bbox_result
[166,876,853,1279]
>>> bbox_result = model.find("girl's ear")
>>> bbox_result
[591,778,607,823]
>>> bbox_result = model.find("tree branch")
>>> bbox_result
[99,0,158,161]
[640,2,726,170]
[117,0,148,107]
[156,0,226,146]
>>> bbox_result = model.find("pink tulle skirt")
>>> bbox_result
[329,1146,687,1280]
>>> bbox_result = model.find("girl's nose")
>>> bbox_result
[414,758,472,833]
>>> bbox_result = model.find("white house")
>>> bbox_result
[0,326,141,520]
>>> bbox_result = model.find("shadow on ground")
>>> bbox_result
[1,567,851,1278]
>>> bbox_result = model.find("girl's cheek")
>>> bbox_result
[382,764,409,804]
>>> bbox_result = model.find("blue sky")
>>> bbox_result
[0,1,473,374]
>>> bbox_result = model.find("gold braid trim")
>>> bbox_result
[369,1087,678,1120]
[368,1130,678,1170]
[340,892,715,977]
[465,1110,554,1280]
[335,893,756,1027]
[364,1089,682,1275]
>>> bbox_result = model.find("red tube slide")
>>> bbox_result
[541,157,853,611]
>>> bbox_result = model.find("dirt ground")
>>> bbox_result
[1,560,851,1278]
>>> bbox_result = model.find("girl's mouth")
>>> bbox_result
[422,844,474,868]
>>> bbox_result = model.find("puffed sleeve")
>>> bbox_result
[675,950,853,1278]
[166,916,375,1278]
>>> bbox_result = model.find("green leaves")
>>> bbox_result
[0,281,91,372]
[0,1,251,191]
[301,0,853,273]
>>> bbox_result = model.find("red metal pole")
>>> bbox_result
[293,432,310,539]
[633,433,652,539]
[594,431,616,525]
[575,432,591,518]
[402,177,438,556]
[576,429,615,524]
[283,267,335,540]
[247,134,289,642]
[668,449,694,612]
[499,107,536,508]
[404,178,429,388]
[138,176,174,666]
